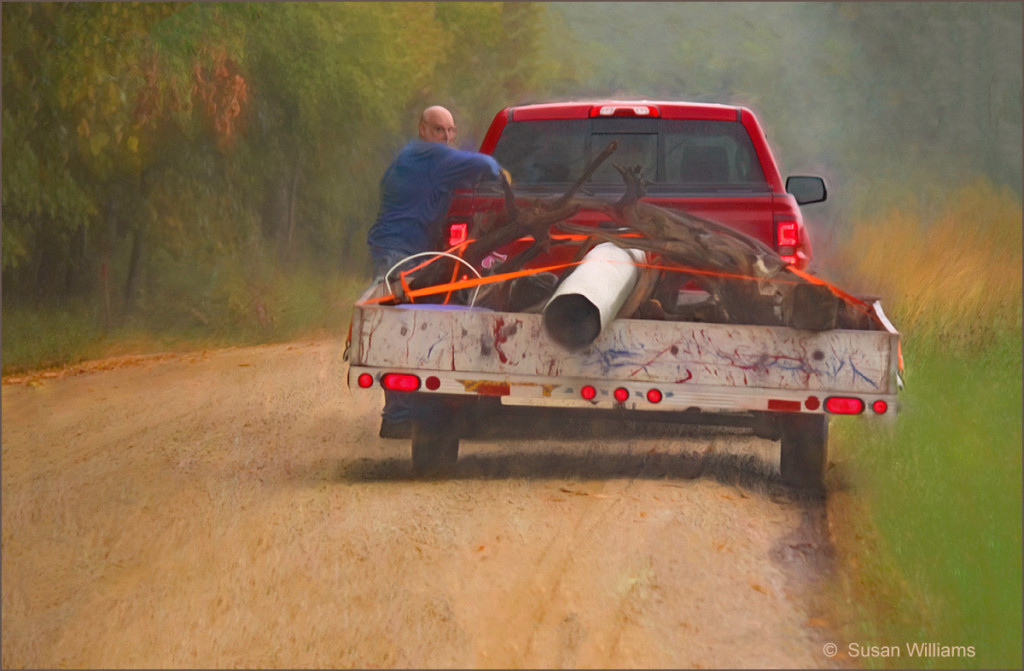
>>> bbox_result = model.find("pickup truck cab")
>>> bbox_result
[443,100,826,273]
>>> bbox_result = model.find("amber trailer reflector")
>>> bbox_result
[646,389,662,404]
[357,373,374,389]
[613,387,630,403]
[825,397,865,414]
[872,400,888,414]
[381,373,421,392]
[580,385,597,400]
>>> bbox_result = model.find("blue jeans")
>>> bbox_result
[369,245,419,423]
[370,246,411,284]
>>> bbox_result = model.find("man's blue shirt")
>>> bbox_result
[366,140,501,257]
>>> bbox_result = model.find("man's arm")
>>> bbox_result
[433,145,502,189]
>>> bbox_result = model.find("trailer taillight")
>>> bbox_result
[381,373,421,392]
[580,385,597,400]
[825,397,865,415]
[357,373,374,389]
[448,222,468,247]
[613,387,630,403]
[872,400,888,414]
[646,389,662,404]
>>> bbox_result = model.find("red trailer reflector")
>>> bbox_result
[357,373,374,389]
[580,385,597,400]
[805,396,820,410]
[381,373,421,392]
[475,382,510,396]
[613,387,630,403]
[825,397,865,414]
[872,399,888,414]
[425,376,441,390]
[646,389,662,404]
[768,399,802,412]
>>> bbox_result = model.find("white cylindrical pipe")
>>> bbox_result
[543,242,645,351]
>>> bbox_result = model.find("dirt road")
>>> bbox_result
[2,339,845,668]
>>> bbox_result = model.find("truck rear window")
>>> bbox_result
[492,118,767,187]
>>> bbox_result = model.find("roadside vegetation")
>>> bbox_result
[2,268,367,375]
[824,178,1023,669]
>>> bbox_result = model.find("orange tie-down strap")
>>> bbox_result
[361,255,877,323]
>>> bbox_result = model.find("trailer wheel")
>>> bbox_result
[779,414,829,491]
[411,421,459,476]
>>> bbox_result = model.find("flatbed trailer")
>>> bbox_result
[346,282,901,489]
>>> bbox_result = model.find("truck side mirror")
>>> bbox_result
[786,176,827,205]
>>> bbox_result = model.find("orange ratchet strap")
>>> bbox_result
[365,256,877,325]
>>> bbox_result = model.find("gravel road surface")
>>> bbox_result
[2,339,845,668]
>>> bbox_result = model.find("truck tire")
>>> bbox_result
[779,414,828,491]
[411,420,459,476]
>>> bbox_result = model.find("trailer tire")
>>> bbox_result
[779,414,828,491]
[411,421,460,476]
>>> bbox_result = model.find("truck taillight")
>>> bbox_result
[381,373,421,392]
[448,222,468,247]
[777,220,799,247]
[775,218,809,268]
[357,373,374,388]
[646,389,662,404]
[825,397,865,415]
[580,385,597,400]
[613,387,630,403]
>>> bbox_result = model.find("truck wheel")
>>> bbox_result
[779,414,829,491]
[411,421,459,476]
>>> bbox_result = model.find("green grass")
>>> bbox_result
[2,270,369,376]
[829,330,1023,670]
[1,301,109,374]
[823,177,1022,669]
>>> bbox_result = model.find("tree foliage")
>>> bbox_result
[2,2,553,319]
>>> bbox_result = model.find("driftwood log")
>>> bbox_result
[394,146,861,331]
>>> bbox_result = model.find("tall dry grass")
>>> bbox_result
[834,177,1022,350]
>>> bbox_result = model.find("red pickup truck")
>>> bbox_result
[443,99,827,274]
[346,100,900,491]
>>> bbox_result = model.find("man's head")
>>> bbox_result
[419,106,456,146]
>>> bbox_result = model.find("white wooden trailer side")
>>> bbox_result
[347,301,900,415]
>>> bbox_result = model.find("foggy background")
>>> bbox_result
[540,2,1022,239]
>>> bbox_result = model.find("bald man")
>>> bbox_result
[366,105,502,281]
[366,106,505,436]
